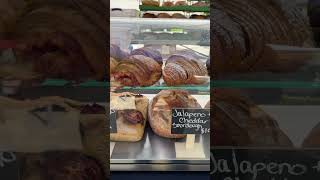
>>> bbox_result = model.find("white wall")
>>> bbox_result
[111,0,140,9]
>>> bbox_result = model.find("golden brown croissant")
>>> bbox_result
[109,57,118,74]
[175,1,187,6]
[162,1,174,7]
[113,55,162,87]
[163,54,207,86]
[142,0,160,6]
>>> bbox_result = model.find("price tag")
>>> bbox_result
[0,152,20,180]
[111,96,136,110]
[171,108,210,135]
[172,108,209,159]
[110,109,117,134]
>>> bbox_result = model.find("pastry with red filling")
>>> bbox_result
[110,92,149,142]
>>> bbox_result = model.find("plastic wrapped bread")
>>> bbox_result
[110,92,148,142]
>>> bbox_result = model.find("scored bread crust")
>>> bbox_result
[149,90,201,138]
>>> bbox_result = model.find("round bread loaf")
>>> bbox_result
[172,13,186,19]
[143,13,157,18]
[149,90,201,138]
[157,13,171,18]
[190,14,206,19]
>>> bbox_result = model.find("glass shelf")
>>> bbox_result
[212,80,320,89]
[40,79,108,87]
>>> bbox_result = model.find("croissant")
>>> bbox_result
[171,13,186,19]
[175,1,187,6]
[113,55,162,87]
[142,0,160,7]
[149,90,201,138]
[143,13,157,18]
[157,13,171,18]
[163,54,207,86]
[210,89,293,147]
[212,0,312,74]
[110,44,129,60]
[131,47,163,65]
[109,57,118,74]
[162,1,174,7]
[12,0,107,80]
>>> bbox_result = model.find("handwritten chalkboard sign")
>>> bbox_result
[171,108,210,134]
[110,109,117,133]
[211,149,320,179]
[0,152,19,180]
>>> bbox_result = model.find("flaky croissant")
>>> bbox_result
[113,55,162,87]
[163,54,207,86]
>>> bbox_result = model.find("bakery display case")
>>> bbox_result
[110,16,210,171]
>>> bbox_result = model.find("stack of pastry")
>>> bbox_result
[110,92,149,142]
[212,0,312,74]
[208,89,293,147]
[149,90,201,138]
